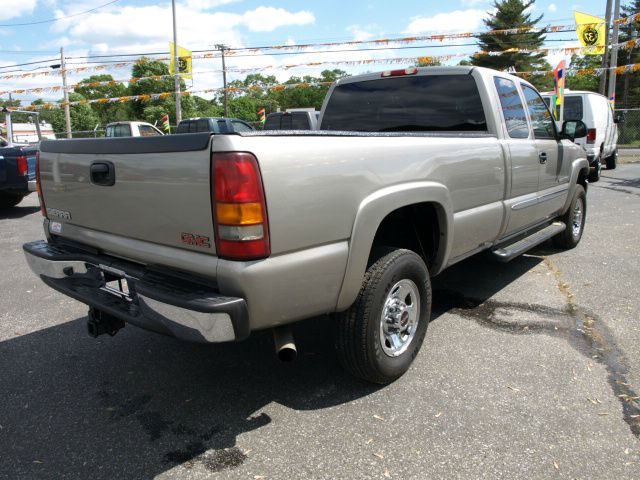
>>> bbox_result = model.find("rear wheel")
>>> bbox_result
[0,194,24,208]
[335,249,431,384]
[553,185,586,249]
[605,149,617,170]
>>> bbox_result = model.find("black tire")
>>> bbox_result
[553,184,586,249]
[0,194,24,208]
[605,149,617,170]
[335,249,431,384]
[587,157,601,182]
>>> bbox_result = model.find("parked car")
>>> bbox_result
[264,109,319,130]
[25,66,589,384]
[0,109,40,208]
[105,121,164,137]
[542,90,618,181]
[176,117,254,134]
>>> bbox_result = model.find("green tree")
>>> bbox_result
[128,58,197,124]
[74,74,128,126]
[0,99,21,123]
[471,0,549,73]
[565,54,601,92]
[616,0,640,108]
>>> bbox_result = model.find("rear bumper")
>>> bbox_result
[23,240,250,343]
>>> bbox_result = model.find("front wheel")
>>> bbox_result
[605,149,617,170]
[553,184,586,249]
[587,157,601,182]
[335,249,431,384]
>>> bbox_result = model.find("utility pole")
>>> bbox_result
[607,0,622,108]
[216,44,229,117]
[599,0,614,95]
[60,47,72,138]
[171,0,182,124]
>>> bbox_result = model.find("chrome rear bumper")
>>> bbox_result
[23,240,249,343]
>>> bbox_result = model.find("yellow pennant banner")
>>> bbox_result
[170,43,193,79]
[575,11,606,55]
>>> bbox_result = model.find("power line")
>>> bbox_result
[0,0,120,27]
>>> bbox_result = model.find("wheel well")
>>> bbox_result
[577,168,588,190]
[370,203,441,270]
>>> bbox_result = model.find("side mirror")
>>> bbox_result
[561,119,588,142]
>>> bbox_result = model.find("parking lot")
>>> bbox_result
[1,164,639,479]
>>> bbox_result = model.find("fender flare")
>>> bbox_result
[560,157,590,214]
[335,181,453,311]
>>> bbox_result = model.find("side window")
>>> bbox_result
[522,85,557,140]
[188,121,198,133]
[196,119,209,132]
[231,120,252,132]
[292,113,310,130]
[138,125,160,136]
[106,126,115,137]
[217,120,229,133]
[493,77,529,139]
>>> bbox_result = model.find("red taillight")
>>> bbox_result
[587,128,596,144]
[36,152,47,217]
[212,152,270,260]
[17,155,28,176]
[381,68,418,77]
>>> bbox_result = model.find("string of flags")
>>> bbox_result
[6,62,640,113]
[3,38,640,98]
[258,108,266,125]
[1,23,639,82]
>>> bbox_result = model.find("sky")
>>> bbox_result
[0,0,616,105]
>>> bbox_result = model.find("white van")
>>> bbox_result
[542,90,618,182]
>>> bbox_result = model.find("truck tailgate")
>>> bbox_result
[39,134,217,255]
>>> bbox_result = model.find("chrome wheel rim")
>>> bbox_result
[572,197,584,238]
[380,279,420,357]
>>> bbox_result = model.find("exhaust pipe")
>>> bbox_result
[87,307,125,338]
[273,325,297,362]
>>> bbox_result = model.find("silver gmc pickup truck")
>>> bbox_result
[24,66,590,384]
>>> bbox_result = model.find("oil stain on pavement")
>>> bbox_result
[433,257,640,438]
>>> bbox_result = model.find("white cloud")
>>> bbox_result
[548,3,557,12]
[346,24,377,42]
[185,0,239,9]
[460,0,486,5]
[3,0,37,20]
[240,7,314,32]
[404,9,489,34]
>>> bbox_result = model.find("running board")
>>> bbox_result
[491,222,566,262]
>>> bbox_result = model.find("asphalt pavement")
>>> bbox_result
[0,165,639,479]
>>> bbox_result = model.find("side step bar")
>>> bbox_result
[491,222,566,262]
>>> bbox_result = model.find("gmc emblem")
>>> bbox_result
[181,233,211,249]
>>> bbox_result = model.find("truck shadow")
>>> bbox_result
[0,313,378,479]
[0,251,548,479]
[0,205,40,220]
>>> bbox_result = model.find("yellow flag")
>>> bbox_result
[575,12,606,55]
[169,43,193,79]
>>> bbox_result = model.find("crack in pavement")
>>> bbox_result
[433,256,640,439]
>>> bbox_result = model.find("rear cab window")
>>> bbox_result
[320,74,487,132]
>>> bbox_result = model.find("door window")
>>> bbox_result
[522,85,557,140]
[138,125,161,136]
[494,77,529,139]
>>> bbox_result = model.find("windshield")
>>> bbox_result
[321,74,487,132]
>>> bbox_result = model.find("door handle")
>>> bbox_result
[538,152,547,164]
[90,161,115,186]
